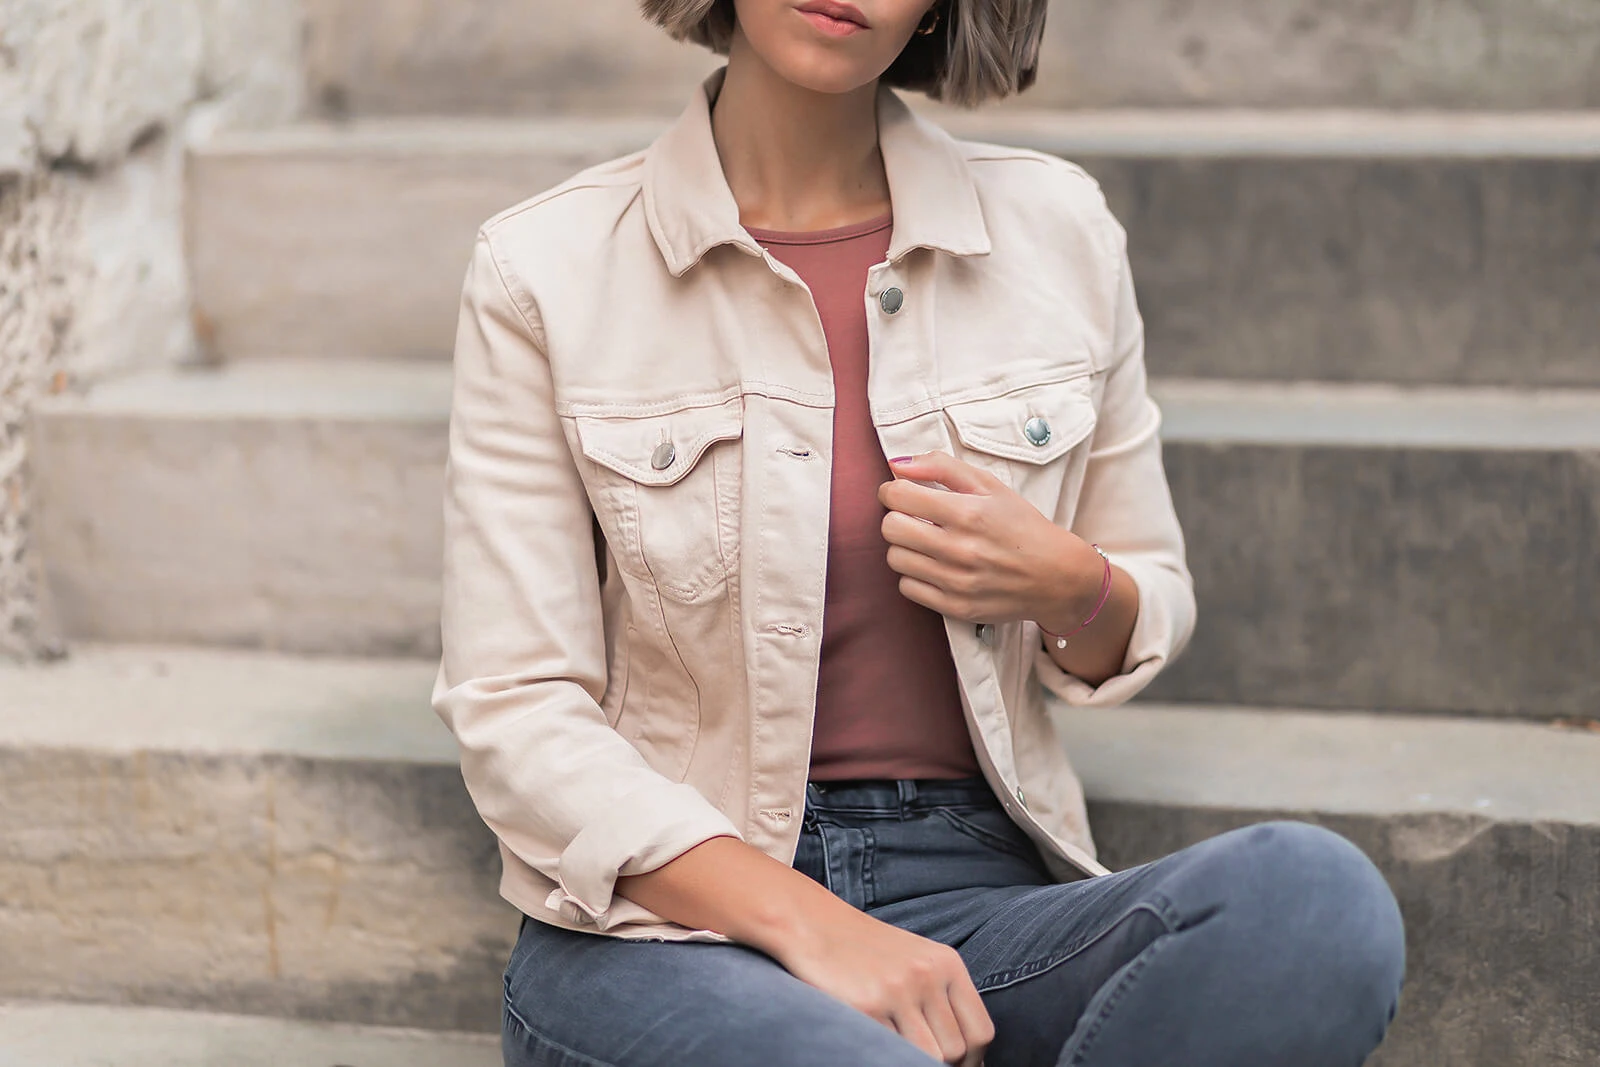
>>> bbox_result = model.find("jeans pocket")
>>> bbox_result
[934,806,1044,864]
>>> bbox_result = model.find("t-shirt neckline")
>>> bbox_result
[745,212,893,246]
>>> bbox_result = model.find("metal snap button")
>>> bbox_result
[879,287,904,315]
[1023,416,1052,447]
[976,622,995,647]
[1015,786,1027,808]
[650,441,677,471]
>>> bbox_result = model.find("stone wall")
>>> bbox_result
[0,0,303,658]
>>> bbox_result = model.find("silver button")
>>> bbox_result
[976,623,995,647]
[1015,786,1027,808]
[879,287,904,315]
[1023,417,1052,447]
[650,441,677,471]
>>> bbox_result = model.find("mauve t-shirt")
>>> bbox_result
[747,213,979,781]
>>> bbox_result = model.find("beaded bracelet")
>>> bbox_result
[1039,544,1113,650]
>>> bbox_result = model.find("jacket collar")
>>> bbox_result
[643,68,992,278]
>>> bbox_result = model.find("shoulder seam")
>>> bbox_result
[962,144,1101,187]
[478,230,549,352]
[481,154,647,233]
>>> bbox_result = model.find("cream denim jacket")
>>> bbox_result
[434,70,1196,942]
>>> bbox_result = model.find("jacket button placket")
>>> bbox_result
[745,264,836,857]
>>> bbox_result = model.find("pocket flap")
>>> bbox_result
[946,378,1097,466]
[574,396,744,487]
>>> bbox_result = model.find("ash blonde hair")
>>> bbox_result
[639,0,1049,107]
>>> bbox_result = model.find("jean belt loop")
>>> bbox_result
[897,779,917,814]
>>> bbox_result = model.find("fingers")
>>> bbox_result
[889,988,980,1065]
[948,978,996,1067]
[890,1009,949,1063]
[881,509,945,555]
[879,476,970,528]
[919,988,972,1065]
[890,451,996,496]
[895,574,961,619]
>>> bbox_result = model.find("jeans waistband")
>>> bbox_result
[804,777,1001,816]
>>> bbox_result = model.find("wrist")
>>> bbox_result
[734,870,855,963]
[1035,535,1108,636]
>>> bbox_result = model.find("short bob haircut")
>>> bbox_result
[639,0,1050,107]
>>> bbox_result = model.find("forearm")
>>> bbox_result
[616,835,857,961]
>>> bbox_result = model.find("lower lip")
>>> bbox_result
[799,9,865,36]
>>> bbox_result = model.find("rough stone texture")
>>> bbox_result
[0,0,303,169]
[29,363,1600,719]
[1043,0,1600,111]
[0,646,509,1032]
[31,361,449,657]
[0,0,304,662]
[1150,438,1600,719]
[0,175,78,660]
[299,0,1600,115]
[1083,154,1600,390]
[3,653,1596,1062]
[0,1002,500,1067]
[0,750,512,1032]
[187,115,1600,388]
[188,120,661,362]
[302,0,719,117]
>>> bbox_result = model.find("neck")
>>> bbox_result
[712,33,891,232]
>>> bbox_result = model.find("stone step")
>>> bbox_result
[30,362,1600,718]
[0,1001,498,1067]
[299,0,1600,115]
[1,645,1595,1065]
[188,112,1600,388]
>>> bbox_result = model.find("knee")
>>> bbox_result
[1220,822,1406,1025]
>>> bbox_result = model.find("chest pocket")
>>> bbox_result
[573,396,744,604]
[943,377,1098,512]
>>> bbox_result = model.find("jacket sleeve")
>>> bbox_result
[433,232,742,929]
[1034,206,1197,708]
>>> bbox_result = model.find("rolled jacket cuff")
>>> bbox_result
[1035,552,1194,708]
[546,780,743,930]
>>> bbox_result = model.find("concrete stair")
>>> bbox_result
[298,0,1600,115]
[31,362,1600,718]
[188,112,1600,387]
[2,646,1595,1065]
[13,5,1599,1060]
[0,1001,499,1067]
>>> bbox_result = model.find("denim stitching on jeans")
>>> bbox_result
[974,897,1179,993]
[932,807,1042,862]
[1064,932,1174,1066]
[504,996,619,1067]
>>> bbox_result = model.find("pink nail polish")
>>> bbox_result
[890,456,914,464]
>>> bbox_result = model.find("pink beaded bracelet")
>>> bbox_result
[1040,544,1113,650]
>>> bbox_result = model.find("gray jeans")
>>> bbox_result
[503,778,1405,1066]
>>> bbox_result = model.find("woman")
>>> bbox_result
[434,1,1407,1064]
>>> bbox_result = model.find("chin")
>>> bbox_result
[767,47,884,96]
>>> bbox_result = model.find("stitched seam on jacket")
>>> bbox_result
[580,424,738,485]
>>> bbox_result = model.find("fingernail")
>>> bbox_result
[890,456,914,465]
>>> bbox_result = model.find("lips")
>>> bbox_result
[797,0,869,34]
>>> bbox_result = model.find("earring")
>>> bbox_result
[915,5,940,35]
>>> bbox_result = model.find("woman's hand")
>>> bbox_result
[775,903,994,1067]
[620,837,991,1065]
[879,451,1101,634]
